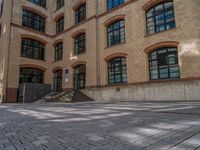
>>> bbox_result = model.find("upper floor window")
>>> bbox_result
[149,47,180,80]
[107,20,125,47]
[0,1,4,18]
[22,10,45,32]
[56,16,64,33]
[107,0,124,10]
[28,0,46,8]
[146,1,175,35]
[55,42,63,61]
[74,33,86,55]
[21,38,45,60]
[75,4,86,24]
[19,68,44,84]
[108,57,127,84]
[56,0,64,10]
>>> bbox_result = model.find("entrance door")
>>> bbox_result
[74,65,86,91]
[53,70,62,92]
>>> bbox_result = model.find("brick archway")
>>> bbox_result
[71,29,86,38]
[71,61,87,68]
[144,41,179,53]
[104,53,128,62]
[21,34,47,45]
[103,14,125,26]
[142,0,169,11]
[22,6,47,19]
[19,64,47,72]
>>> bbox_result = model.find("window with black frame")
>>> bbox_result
[22,10,45,32]
[19,68,44,84]
[21,38,45,60]
[107,0,124,10]
[0,1,3,18]
[107,20,125,47]
[56,0,64,10]
[56,16,64,33]
[149,47,180,80]
[146,1,175,35]
[75,4,86,24]
[27,0,46,8]
[74,33,86,55]
[55,42,63,61]
[108,57,127,84]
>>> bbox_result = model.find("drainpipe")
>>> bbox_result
[96,0,100,88]
[5,0,13,102]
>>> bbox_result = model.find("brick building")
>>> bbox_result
[0,0,200,103]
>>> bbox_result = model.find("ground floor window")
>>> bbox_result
[19,68,44,84]
[149,47,180,80]
[74,65,86,90]
[108,57,127,84]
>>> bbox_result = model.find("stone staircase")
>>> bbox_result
[35,90,94,103]
[72,91,94,102]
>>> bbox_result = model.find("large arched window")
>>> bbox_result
[22,10,45,32]
[21,38,45,60]
[75,3,86,24]
[19,68,44,84]
[108,57,127,84]
[107,0,124,10]
[146,1,175,35]
[149,47,180,80]
[107,20,125,47]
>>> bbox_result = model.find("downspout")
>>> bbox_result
[96,0,100,88]
[5,0,13,102]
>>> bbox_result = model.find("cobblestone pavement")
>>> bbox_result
[1,102,200,150]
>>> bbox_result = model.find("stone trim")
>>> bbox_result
[54,13,64,22]
[19,64,47,71]
[52,67,63,73]
[71,29,86,38]
[104,53,128,62]
[53,39,63,46]
[142,0,169,11]
[21,34,48,44]
[22,5,47,19]
[103,14,125,26]
[71,61,86,68]
[144,41,179,53]
[72,0,86,10]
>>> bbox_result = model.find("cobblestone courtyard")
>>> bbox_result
[1,102,200,150]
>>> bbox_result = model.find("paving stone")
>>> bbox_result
[1,102,200,149]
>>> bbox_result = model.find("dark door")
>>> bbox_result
[74,65,86,91]
[54,70,62,92]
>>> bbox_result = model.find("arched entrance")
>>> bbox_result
[53,69,62,92]
[73,64,86,91]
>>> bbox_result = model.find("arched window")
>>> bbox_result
[75,3,86,24]
[55,42,63,61]
[19,68,44,84]
[56,16,64,33]
[21,38,45,60]
[108,57,127,84]
[149,47,180,80]
[74,33,86,55]
[22,10,45,32]
[107,0,124,10]
[74,64,86,90]
[107,20,125,47]
[28,0,46,8]
[146,1,175,35]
